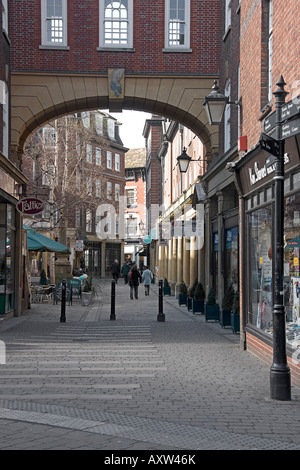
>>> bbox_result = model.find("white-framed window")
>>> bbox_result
[2,81,9,158]
[86,144,92,163]
[125,215,138,237]
[99,0,133,49]
[225,0,231,32]
[164,0,191,50]
[95,114,103,135]
[224,79,231,153]
[107,151,112,169]
[96,180,101,197]
[107,181,112,199]
[115,153,120,171]
[107,118,115,140]
[41,0,68,47]
[86,209,92,232]
[86,177,92,195]
[2,0,8,35]
[81,111,90,128]
[42,127,57,147]
[42,164,55,186]
[96,147,101,165]
[115,183,120,201]
[268,0,273,102]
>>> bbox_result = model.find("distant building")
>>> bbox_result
[124,147,146,269]
[23,110,128,279]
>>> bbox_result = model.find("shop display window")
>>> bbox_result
[248,194,300,350]
[225,227,238,292]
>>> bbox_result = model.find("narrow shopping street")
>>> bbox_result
[0,278,299,451]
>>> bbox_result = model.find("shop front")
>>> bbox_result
[235,136,300,384]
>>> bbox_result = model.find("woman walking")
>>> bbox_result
[142,266,153,296]
[129,264,142,299]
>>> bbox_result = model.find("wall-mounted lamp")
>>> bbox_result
[177,147,206,173]
[203,80,241,125]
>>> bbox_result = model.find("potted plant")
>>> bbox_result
[81,273,94,306]
[192,282,205,314]
[163,277,171,296]
[178,281,188,306]
[187,279,197,311]
[231,291,240,334]
[205,287,219,321]
[220,284,235,327]
[39,269,48,285]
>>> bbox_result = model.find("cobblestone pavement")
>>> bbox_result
[0,278,299,451]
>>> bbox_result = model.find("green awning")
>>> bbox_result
[23,225,70,254]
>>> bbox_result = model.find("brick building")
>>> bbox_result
[124,147,146,268]
[232,0,300,387]
[23,110,127,280]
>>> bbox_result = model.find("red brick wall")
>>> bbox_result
[10,0,220,76]
[247,332,300,387]
[240,0,300,149]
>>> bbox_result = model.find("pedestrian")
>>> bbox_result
[129,264,142,299]
[142,266,153,296]
[111,259,120,284]
[121,261,130,284]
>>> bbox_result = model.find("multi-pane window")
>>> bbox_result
[100,0,133,48]
[115,183,120,201]
[165,0,190,49]
[126,216,138,237]
[224,79,231,153]
[107,151,112,169]
[96,180,101,197]
[96,148,101,165]
[42,127,57,147]
[126,189,135,207]
[115,153,120,171]
[86,210,92,232]
[225,0,231,32]
[41,0,68,47]
[107,181,112,198]
[86,177,92,195]
[86,144,92,163]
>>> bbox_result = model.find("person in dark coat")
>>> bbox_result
[111,259,120,283]
[121,261,130,284]
[129,264,142,299]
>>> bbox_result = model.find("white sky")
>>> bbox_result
[106,110,152,150]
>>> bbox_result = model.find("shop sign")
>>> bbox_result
[75,240,84,252]
[16,197,44,215]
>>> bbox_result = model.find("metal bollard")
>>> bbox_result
[157,279,165,322]
[60,279,66,323]
[110,280,116,320]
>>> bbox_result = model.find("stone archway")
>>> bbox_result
[11,72,219,159]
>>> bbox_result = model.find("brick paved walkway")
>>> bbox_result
[0,278,299,450]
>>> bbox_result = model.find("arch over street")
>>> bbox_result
[11,72,220,159]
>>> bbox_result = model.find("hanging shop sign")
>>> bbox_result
[16,197,44,216]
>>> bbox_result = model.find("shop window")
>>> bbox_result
[0,203,16,314]
[225,227,238,292]
[248,194,300,350]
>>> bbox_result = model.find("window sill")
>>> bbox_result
[39,45,70,50]
[162,48,192,53]
[97,47,135,52]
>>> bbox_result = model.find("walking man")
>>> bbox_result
[111,259,120,284]
[121,261,130,284]
[129,264,142,299]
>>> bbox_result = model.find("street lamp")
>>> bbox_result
[203,80,229,125]
[177,147,191,173]
[268,76,291,401]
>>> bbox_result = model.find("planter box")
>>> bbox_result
[187,296,193,311]
[231,312,240,333]
[192,299,204,314]
[163,286,171,296]
[205,304,219,322]
[178,293,188,306]
[220,309,231,327]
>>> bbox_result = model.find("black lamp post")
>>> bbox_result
[269,76,291,401]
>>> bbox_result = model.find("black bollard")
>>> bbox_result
[60,279,66,323]
[110,279,116,320]
[157,278,165,322]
